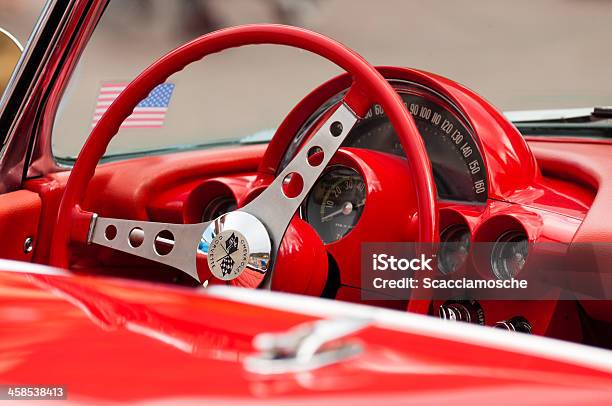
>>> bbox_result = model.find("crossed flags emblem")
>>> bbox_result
[225,232,239,255]
[218,232,239,276]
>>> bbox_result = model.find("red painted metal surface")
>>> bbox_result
[528,140,612,323]
[1,267,611,405]
[0,190,41,261]
[271,217,329,295]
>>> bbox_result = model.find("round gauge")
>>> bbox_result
[491,231,529,280]
[304,167,366,244]
[202,196,237,222]
[438,225,471,274]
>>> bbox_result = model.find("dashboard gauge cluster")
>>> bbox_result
[256,66,587,335]
[304,167,366,244]
[292,81,489,245]
[290,81,489,245]
[437,222,530,279]
[437,213,531,280]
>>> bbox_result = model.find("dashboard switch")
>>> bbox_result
[495,316,532,334]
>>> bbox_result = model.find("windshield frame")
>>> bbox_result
[0,0,110,193]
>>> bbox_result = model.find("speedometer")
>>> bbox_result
[284,80,488,203]
[304,167,366,244]
[346,82,487,202]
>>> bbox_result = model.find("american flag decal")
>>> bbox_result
[92,82,175,128]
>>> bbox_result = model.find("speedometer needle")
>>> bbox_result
[321,200,365,222]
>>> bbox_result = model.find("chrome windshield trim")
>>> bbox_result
[0,0,109,192]
[0,0,53,112]
[0,0,75,192]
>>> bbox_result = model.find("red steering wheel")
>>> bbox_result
[50,24,437,288]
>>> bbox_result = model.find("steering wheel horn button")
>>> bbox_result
[207,230,250,280]
[200,211,272,282]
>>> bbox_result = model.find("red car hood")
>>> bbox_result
[0,260,611,405]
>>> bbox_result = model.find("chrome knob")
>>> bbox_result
[438,300,485,325]
[495,316,532,334]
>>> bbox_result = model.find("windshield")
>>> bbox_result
[53,0,612,159]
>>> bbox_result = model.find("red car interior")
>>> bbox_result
[2,50,608,345]
[19,132,610,338]
[1,18,612,403]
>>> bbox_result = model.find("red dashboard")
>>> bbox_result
[17,65,610,346]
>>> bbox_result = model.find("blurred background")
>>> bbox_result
[1,0,612,157]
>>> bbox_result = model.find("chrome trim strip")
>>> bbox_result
[245,318,368,374]
[0,0,75,192]
[0,258,69,276]
[0,0,109,192]
[0,0,54,111]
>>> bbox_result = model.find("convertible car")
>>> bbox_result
[0,0,611,404]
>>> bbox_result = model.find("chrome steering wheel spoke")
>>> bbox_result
[90,216,210,282]
[241,101,359,288]
[89,101,358,288]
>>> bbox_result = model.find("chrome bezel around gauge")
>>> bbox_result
[490,230,529,280]
[438,224,471,275]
